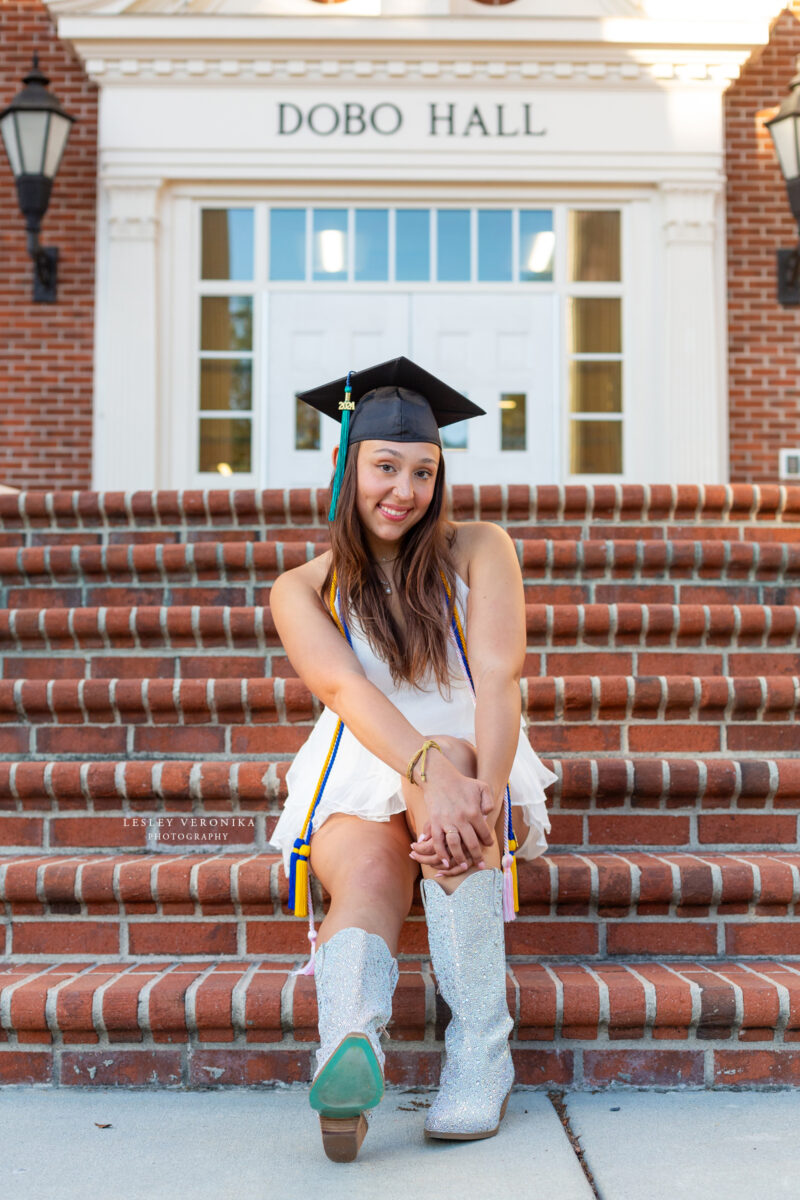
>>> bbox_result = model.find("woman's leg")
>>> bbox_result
[306,813,418,1161]
[310,810,420,957]
[401,735,514,1141]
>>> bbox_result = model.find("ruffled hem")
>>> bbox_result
[268,715,557,877]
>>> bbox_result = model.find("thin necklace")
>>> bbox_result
[375,556,397,594]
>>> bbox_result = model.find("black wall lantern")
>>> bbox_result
[0,54,76,304]
[766,68,800,307]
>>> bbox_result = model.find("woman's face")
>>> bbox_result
[345,439,441,549]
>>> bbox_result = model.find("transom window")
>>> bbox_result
[263,207,555,284]
[195,203,624,480]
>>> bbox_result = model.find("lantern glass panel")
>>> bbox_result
[769,115,800,182]
[0,115,22,176]
[15,110,48,175]
[42,114,72,179]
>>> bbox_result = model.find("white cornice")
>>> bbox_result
[50,19,768,87]
[47,6,778,88]
[71,54,750,86]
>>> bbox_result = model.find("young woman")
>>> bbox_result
[270,358,556,1162]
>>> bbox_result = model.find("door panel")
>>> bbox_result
[411,293,557,485]
[267,293,410,486]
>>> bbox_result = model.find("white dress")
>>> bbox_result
[269,573,557,878]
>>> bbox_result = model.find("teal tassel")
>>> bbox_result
[328,371,354,522]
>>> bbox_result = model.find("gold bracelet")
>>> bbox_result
[406,739,442,785]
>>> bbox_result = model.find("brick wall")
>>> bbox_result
[726,5,800,483]
[0,0,97,491]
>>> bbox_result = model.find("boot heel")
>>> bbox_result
[319,1113,368,1163]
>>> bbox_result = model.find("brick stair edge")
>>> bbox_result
[3,484,800,530]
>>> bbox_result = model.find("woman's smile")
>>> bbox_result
[377,502,412,522]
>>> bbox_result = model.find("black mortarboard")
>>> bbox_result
[296,356,485,519]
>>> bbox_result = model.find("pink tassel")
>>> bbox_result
[501,853,516,923]
[293,928,317,977]
[292,876,318,976]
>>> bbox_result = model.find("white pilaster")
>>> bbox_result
[659,181,727,483]
[93,179,162,490]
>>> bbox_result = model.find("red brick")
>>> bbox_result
[61,1050,182,1087]
[511,1049,574,1085]
[714,1050,800,1086]
[628,726,720,753]
[0,1050,52,1083]
[606,922,718,957]
[584,1049,704,1086]
[12,921,119,955]
[588,814,691,847]
[129,922,237,956]
[698,814,797,846]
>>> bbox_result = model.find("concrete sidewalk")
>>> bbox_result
[1,1086,799,1200]
[0,1087,591,1200]
[566,1090,800,1200]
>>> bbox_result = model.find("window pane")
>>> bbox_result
[313,209,348,281]
[199,417,252,473]
[199,360,252,411]
[396,210,430,281]
[296,397,320,450]
[270,209,306,281]
[570,419,623,474]
[442,421,468,451]
[570,298,621,354]
[201,209,254,281]
[200,297,252,352]
[436,210,470,282]
[519,211,554,282]
[570,361,622,413]
[478,210,512,282]
[568,210,621,282]
[355,209,389,282]
[500,393,526,451]
[395,208,431,280]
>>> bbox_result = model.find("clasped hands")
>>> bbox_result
[408,756,498,878]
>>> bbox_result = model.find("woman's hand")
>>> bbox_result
[410,825,472,876]
[412,752,496,872]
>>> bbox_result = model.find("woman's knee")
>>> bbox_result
[427,735,477,778]
[315,832,416,904]
[344,847,414,898]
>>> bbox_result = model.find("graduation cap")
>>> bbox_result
[296,356,485,520]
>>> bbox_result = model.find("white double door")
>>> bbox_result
[266,291,556,487]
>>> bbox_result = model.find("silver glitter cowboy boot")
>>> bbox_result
[309,926,399,1162]
[421,868,514,1140]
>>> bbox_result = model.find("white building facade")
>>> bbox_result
[48,0,780,490]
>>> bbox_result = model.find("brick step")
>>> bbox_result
[3,539,800,610]
[1,956,799,1089]
[3,603,799,682]
[1,675,799,760]
[2,485,800,545]
[1,850,798,962]
[1,757,798,855]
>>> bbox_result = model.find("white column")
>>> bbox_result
[659,181,728,484]
[93,179,162,491]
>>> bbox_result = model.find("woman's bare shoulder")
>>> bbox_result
[449,520,513,586]
[270,547,332,606]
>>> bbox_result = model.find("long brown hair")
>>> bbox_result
[320,442,458,692]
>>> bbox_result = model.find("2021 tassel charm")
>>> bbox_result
[328,370,355,522]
